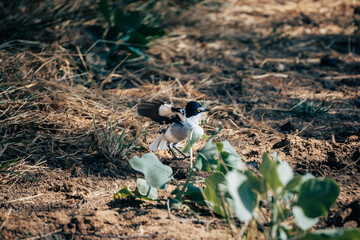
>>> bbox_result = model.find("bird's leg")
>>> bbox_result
[167,143,179,160]
[173,143,189,160]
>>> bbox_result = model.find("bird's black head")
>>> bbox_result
[185,101,210,118]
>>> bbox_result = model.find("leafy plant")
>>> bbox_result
[114,128,359,239]
[291,100,331,117]
[86,0,166,61]
[93,119,141,161]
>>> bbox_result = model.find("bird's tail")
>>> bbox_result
[149,135,169,151]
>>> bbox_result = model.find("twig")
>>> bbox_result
[76,45,88,71]
[0,209,12,231]
[100,53,131,88]
[339,157,360,171]
[5,193,44,203]
[289,99,307,111]
[294,120,314,136]
[259,57,319,67]
[251,73,288,79]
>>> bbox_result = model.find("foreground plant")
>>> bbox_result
[114,130,360,239]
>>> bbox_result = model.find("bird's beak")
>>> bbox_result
[204,108,211,112]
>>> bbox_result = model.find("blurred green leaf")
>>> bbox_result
[261,153,282,192]
[226,170,255,222]
[172,183,206,205]
[194,140,218,172]
[114,186,154,201]
[168,197,182,210]
[85,25,105,41]
[123,11,142,31]
[204,172,227,216]
[183,125,204,153]
[138,24,166,37]
[114,7,124,30]
[285,176,302,192]
[137,178,158,200]
[216,142,224,152]
[221,141,245,172]
[114,187,134,200]
[303,228,360,240]
[277,161,293,186]
[296,178,340,218]
[105,26,120,42]
[185,184,205,205]
[129,153,173,189]
[293,206,319,230]
[99,0,111,26]
[126,31,150,48]
[245,170,266,194]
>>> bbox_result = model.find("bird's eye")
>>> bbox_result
[198,109,201,112]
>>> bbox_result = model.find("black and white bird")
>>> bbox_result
[137,100,210,159]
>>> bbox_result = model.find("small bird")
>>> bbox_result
[137,100,210,159]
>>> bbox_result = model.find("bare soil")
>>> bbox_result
[0,0,359,239]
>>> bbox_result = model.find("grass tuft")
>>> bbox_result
[291,100,331,117]
[93,118,141,162]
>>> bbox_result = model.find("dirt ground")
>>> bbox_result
[0,0,359,239]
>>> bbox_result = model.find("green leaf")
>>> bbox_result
[178,184,206,205]
[125,31,149,48]
[137,24,166,37]
[204,172,227,216]
[303,228,360,240]
[114,7,124,30]
[85,25,105,41]
[285,176,302,192]
[221,141,245,171]
[105,26,120,42]
[296,178,340,218]
[245,170,266,194]
[1,157,21,169]
[261,153,282,192]
[293,206,319,230]
[226,171,255,222]
[168,197,182,210]
[113,186,155,201]
[216,142,224,152]
[129,153,173,189]
[99,0,111,26]
[123,11,142,31]
[137,178,158,200]
[277,161,293,186]
[114,187,134,200]
[183,125,204,153]
[194,140,219,172]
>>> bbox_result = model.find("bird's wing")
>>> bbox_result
[137,100,185,124]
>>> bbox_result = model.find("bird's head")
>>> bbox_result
[185,101,210,118]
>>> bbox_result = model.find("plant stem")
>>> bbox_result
[176,168,195,200]
[271,193,280,239]
[190,148,193,168]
